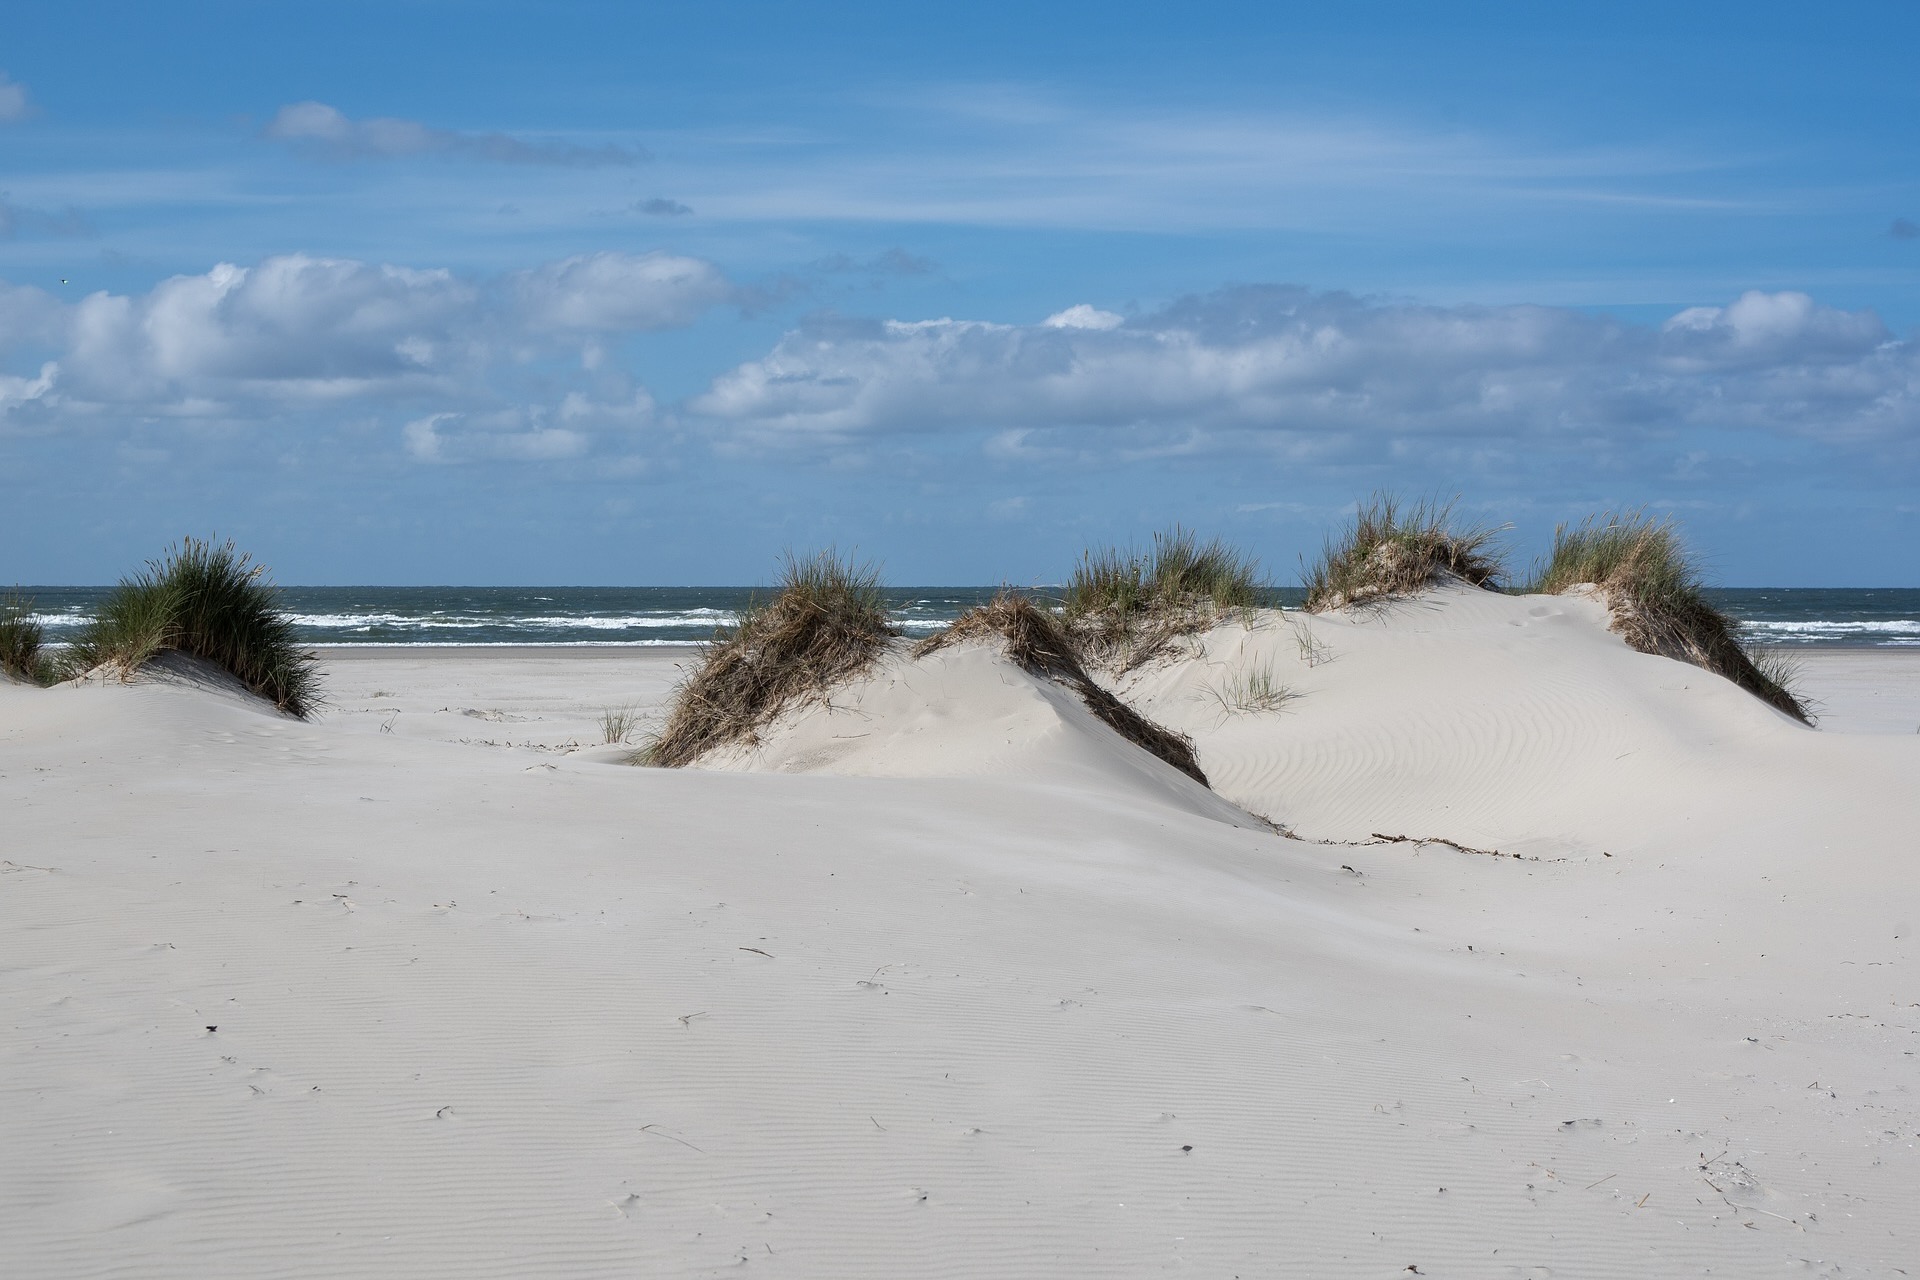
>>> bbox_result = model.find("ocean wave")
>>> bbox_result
[32,607,953,636]
[307,639,706,648]
[1740,619,1920,635]
[283,611,741,630]
[286,610,950,633]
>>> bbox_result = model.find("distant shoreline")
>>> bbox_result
[302,640,1920,657]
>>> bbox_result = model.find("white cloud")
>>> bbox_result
[509,252,731,332]
[1044,304,1124,331]
[0,361,56,419]
[10,251,1912,482]
[62,255,478,404]
[264,101,643,167]
[0,74,30,125]
[402,411,589,464]
[692,286,1918,452]
[1661,290,1889,365]
[0,251,725,460]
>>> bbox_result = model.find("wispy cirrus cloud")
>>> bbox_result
[659,87,1763,234]
[0,194,93,239]
[263,101,645,167]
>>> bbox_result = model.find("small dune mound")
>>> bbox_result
[1063,527,1264,671]
[1304,496,1504,612]
[643,551,897,767]
[918,592,1210,787]
[68,539,321,717]
[1,591,60,687]
[1530,512,1811,724]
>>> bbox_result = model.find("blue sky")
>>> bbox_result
[3,0,1917,585]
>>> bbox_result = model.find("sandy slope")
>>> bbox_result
[697,643,1249,826]
[2,600,1917,1278]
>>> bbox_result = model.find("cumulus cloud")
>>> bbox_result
[61,255,479,405]
[0,73,30,124]
[399,382,659,463]
[0,361,56,419]
[402,411,590,464]
[1043,304,1124,331]
[691,286,1918,452]
[0,251,727,462]
[264,101,645,167]
[11,254,1912,482]
[509,252,730,331]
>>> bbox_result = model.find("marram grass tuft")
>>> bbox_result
[1303,495,1504,612]
[1063,527,1265,670]
[1,591,62,686]
[1528,511,1810,724]
[639,550,896,767]
[67,539,322,717]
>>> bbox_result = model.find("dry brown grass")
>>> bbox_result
[639,551,897,767]
[1303,496,1504,612]
[1529,512,1811,724]
[917,592,1211,787]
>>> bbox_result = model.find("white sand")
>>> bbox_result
[4,593,1917,1277]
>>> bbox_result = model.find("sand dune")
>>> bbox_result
[697,641,1247,826]
[3,598,1917,1277]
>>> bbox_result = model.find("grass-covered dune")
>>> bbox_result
[1063,526,1264,670]
[643,555,1213,784]
[917,591,1210,786]
[642,551,897,767]
[1291,497,1807,722]
[65,538,322,718]
[1528,512,1811,724]
[1303,496,1504,612]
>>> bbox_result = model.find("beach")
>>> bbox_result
[5,591,1919,1277]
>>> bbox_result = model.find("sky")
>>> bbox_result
[2,0,1917,586]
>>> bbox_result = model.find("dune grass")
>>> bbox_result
[916,591,1211,786]
[600,704,641,745]
[67,538,321,717]
[1303,496,1505,612]
[1201,661,1295,717]
[1063,527,1265,669]
[0,591,61,686]
[1527,511,1811,724]
[639,550,897,767]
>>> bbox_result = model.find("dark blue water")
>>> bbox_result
[11,586,1920,647]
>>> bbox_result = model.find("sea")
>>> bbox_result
[12,586,1920,649]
